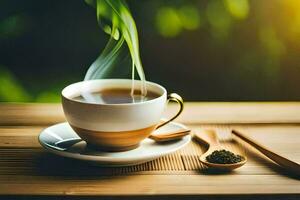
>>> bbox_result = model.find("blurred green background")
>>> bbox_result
[1,0,300,102]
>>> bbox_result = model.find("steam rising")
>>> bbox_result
[84,0,147,100]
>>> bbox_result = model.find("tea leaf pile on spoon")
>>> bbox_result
[206,149,245,164]
[194,130,247,170]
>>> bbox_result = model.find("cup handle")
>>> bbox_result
[156,93,184,129]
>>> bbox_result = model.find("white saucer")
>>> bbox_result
[38,122,191,166]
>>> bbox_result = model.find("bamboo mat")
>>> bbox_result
[0,130,247,176]
[2,124,299,177]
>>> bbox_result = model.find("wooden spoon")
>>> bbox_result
[194,130,247,170]
[149,129,190,142]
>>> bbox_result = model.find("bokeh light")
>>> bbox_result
[224,0,249,20]
[155,5,200,38]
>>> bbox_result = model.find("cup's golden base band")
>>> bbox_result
[87,143,140,152]
[70,125,157,152]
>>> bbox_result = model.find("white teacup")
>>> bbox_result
[62,79,183,151]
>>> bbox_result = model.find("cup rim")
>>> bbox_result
[61,79,167,106]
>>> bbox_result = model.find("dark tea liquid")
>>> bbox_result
[74,88,160,104]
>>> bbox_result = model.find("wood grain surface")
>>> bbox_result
[0,103,300,199]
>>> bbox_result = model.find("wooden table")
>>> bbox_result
[0,103,300,200]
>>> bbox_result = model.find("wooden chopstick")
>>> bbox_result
[232,129,300,176]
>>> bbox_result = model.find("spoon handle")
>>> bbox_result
[193,130,220,146]
[232,129,300,175]
[149,130,190,142]
[55,138,82,148]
